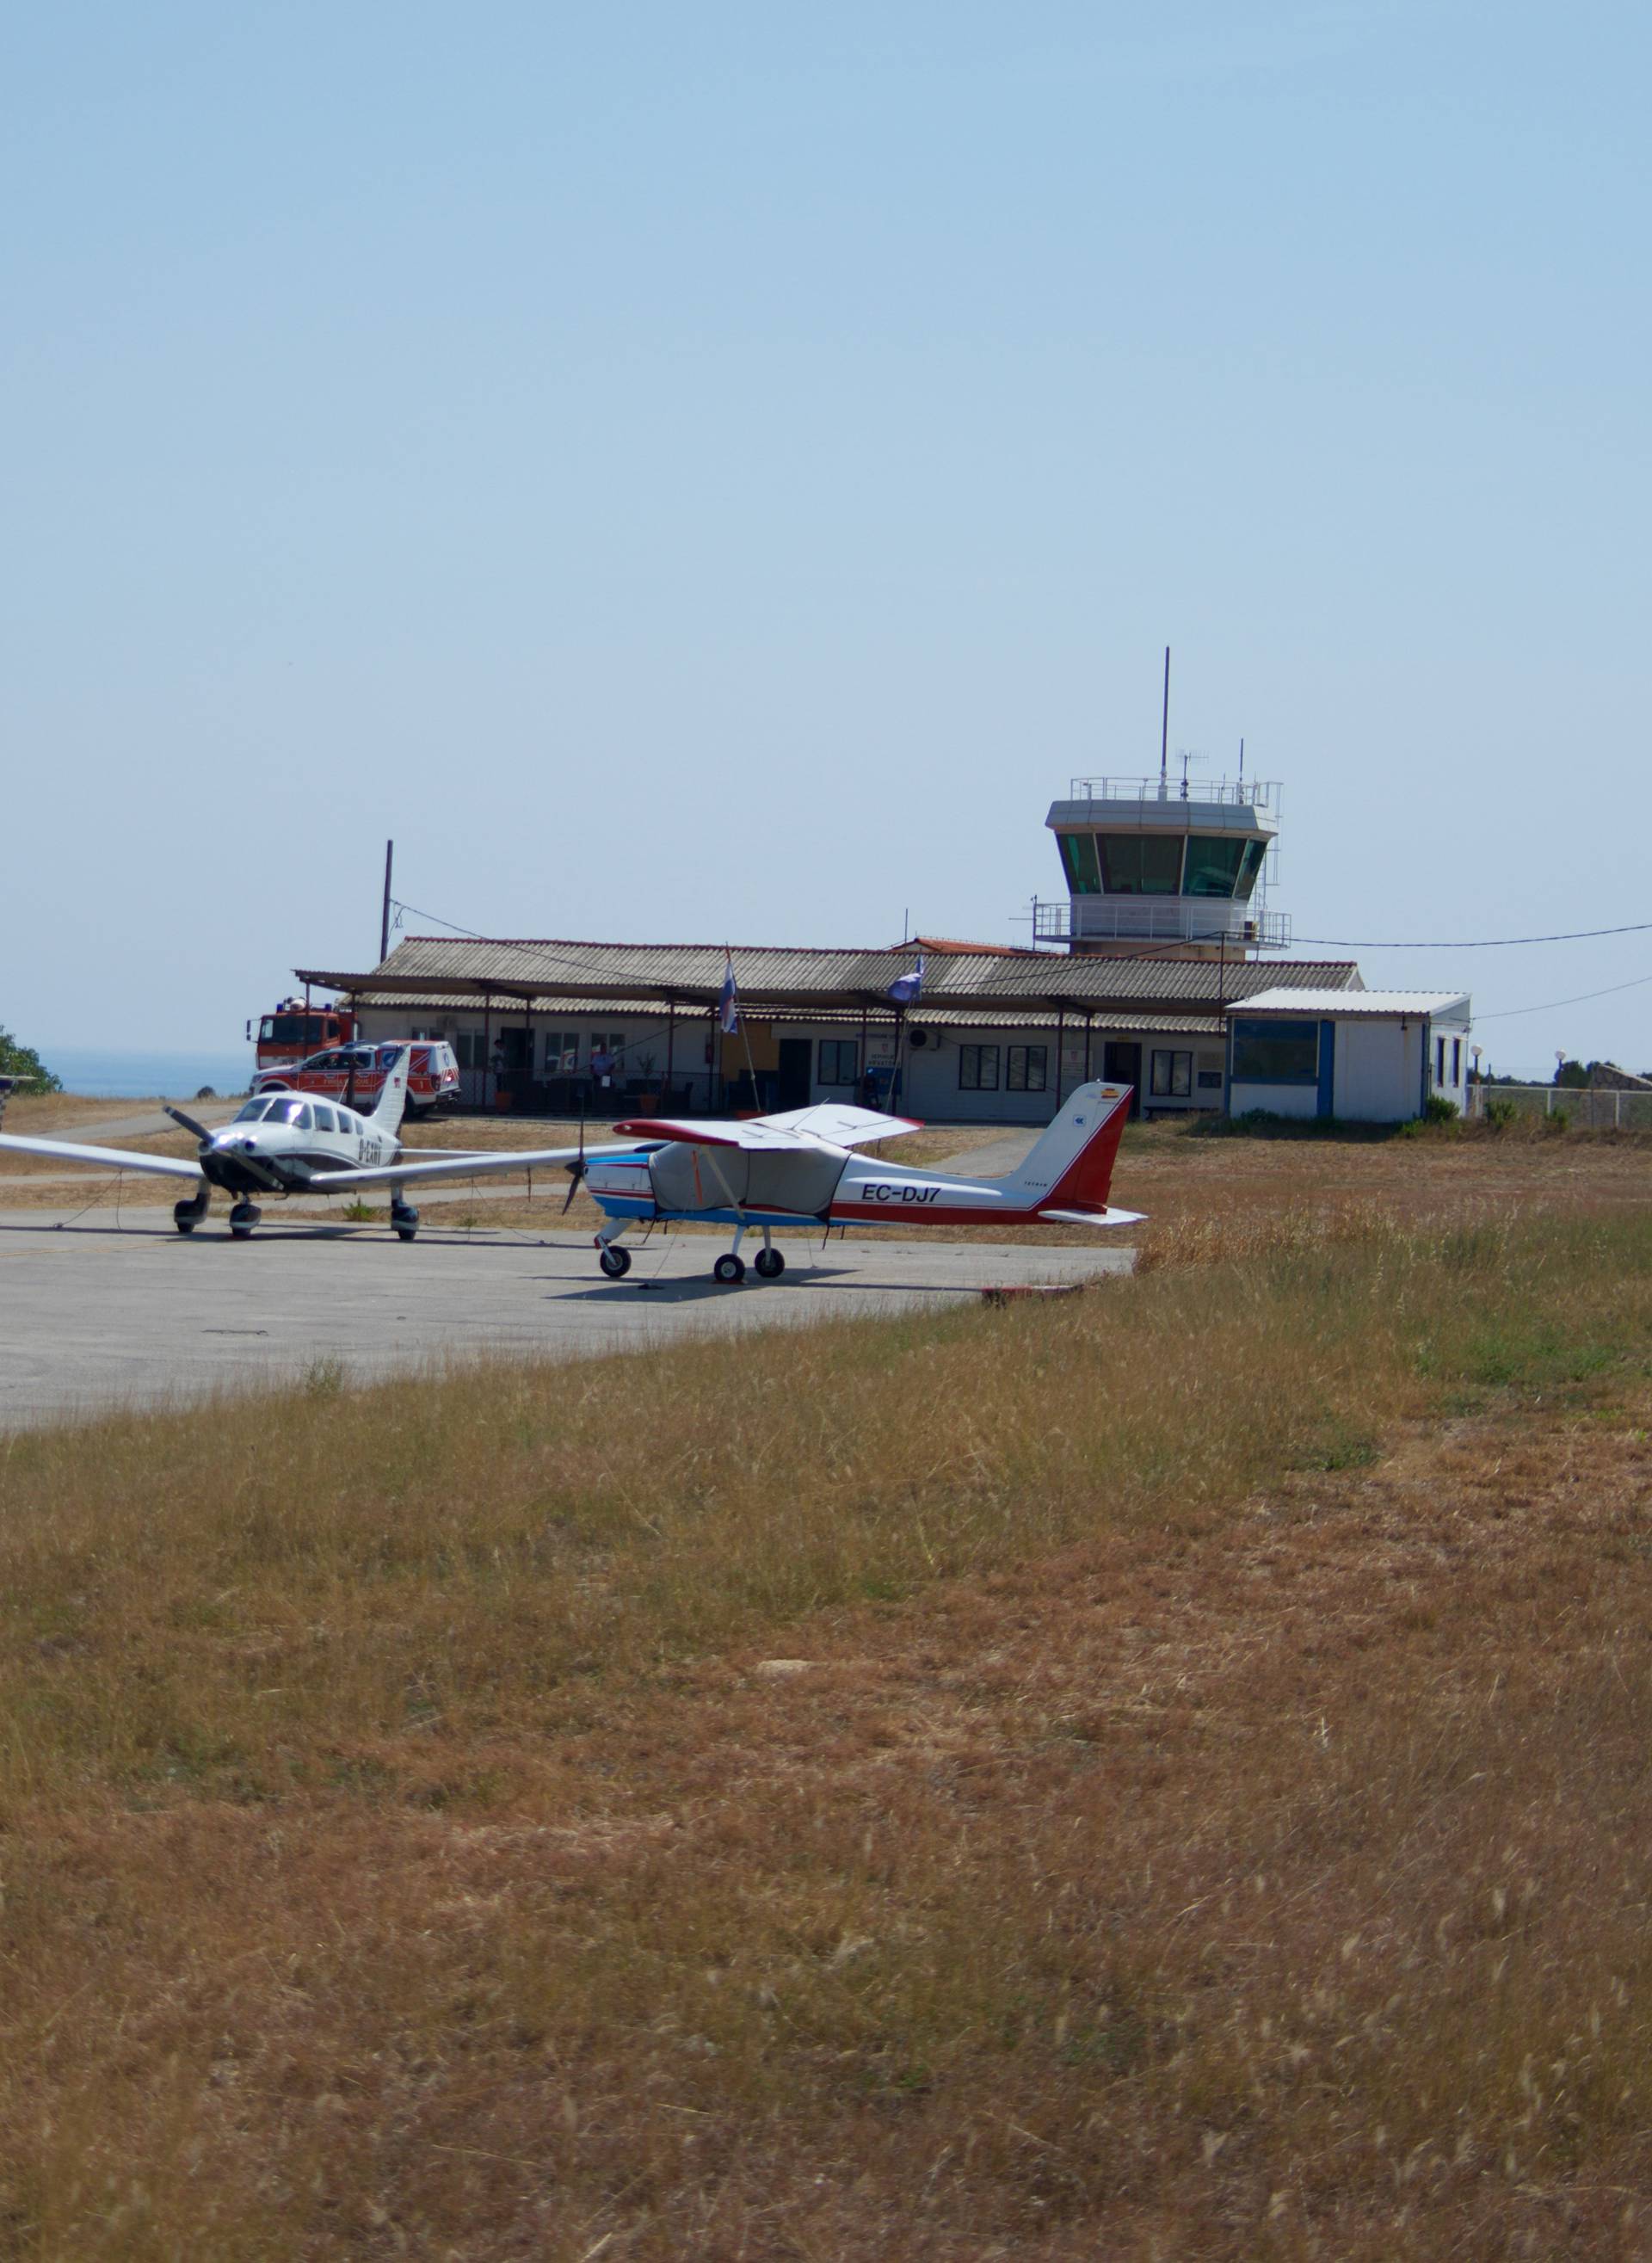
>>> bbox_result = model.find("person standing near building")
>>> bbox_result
[590,1039,616,1111]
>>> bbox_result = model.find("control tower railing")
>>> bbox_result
[1033,898,1292,949]
[1067,774,1282,812]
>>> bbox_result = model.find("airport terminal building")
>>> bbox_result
[294,775,1469,1124]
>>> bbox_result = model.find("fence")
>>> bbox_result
[1468,1083,1652,1131]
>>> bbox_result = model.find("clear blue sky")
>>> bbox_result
[3,3,1646,1076]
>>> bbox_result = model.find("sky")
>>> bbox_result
[3,2,1647,1077]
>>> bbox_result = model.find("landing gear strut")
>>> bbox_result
[229,1199,262,1240]
[713,1222,750,1285]
[173,1186,211,1236]
[595,1219,632,1279]
[391,1196,419,1243]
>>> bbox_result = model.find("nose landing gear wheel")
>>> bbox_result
[753,1247,784,1279]
[713,1253,746,1284]
[228,1200,262,1240]
[599,1245,632,1279]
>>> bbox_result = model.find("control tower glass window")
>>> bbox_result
[1184,836,1249,897]
[1096,834,1184,895]
[1232,839,1267,902]
[1057,834,1102,893]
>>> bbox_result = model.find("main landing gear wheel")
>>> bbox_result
[599,1245,632,1279]
[754,1247,784,1279]
[713,1253,746,1285]
[228,1200,262,1240]
[391,1198,420,1243]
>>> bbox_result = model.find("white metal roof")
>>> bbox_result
[1225,988,1470,1020]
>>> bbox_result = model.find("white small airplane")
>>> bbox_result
[0,1047,623,1241]
[0,1050,1143,1266]
[581,1078,1142,1280]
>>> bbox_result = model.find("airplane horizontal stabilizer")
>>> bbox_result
[1038,1205,1145,1228]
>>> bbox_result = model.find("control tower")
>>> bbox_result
[1035,774,1290,959]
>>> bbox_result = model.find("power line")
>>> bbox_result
[1476,969,1652,1021]
[1295,920,1652,949]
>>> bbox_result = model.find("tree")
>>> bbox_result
[0,1027,62,1093]
[1554,1058,1589,1088]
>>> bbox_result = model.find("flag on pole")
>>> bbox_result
[886,953,924,1006]
[718,954,741,1034]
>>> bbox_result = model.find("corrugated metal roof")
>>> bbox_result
[349,991,1225,1038]
[298,935,1360,1015]
[1226,988,1470,1018]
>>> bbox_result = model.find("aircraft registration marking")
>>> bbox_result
[857,1182,941,1205]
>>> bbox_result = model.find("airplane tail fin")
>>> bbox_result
[1002,1081,1132,1216]
[370,1045,412,1132]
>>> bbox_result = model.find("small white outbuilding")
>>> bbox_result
[1224,989,1472,1124]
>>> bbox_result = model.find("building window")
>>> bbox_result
[818,1039,859,1086]
[1096,833,1185,896]
[454,1033,488,1071]
[1197,1068,1224,1090]
[1436,1037,1446,1085]
[959,1045,1001,1091]
[1452,1037,1462,1085]
[1233,840,1267,902]
[1005,1045,1046,1092]
[1057,834,1102,893]
[1231,1019,1319,1082]
[1183,836,1249,897]
[544,1029,581,1072]
[1150,1049,1193,1098]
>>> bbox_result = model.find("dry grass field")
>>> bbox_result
[4,1124,1652,2255]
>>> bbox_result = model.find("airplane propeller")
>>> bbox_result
[560,1111,587,1214]
[165,1106,216,1145]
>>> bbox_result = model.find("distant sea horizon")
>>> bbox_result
[41,1045,251,1101]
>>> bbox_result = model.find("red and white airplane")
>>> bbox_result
[581,1078,1141,1280]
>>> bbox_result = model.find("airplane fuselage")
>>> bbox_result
[584,1144,1083,1230]
[200,1095,402,1197]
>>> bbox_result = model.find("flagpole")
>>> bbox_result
[726,945,763,1113]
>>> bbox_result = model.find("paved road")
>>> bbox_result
[0,1211,1134,1431]
[0,1100,241,1144]
[929,1129,1040,1178]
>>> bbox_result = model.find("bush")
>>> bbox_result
[1421,1093,1460,1125]
[0,1026,62,1094]
[1482,1097,1520,1131]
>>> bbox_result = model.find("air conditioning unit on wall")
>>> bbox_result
[909,1027,937,1048]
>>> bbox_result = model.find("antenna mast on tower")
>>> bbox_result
[1159,646,1171,798]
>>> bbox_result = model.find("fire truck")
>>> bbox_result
[250,998,357,1076]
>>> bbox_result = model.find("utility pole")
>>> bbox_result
[379,840,394,965]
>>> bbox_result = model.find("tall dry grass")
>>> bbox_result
[3,1203,1652,2254]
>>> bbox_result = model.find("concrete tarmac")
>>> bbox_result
[0,1209,1134,1431]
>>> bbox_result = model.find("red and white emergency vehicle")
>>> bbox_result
[251,1040,460,1116]
[250,999,359,1078]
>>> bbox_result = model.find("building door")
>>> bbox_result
[1103,1041,1143,1119]
[776,1039,813,1110]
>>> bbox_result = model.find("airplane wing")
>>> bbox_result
[610,1115,819,1151]
[0,1132,204,1182]
[757,1102,924,1147]
[609,1107,922,1151]
[306,1141,645,1193]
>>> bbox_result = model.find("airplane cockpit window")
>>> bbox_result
[312,1105,337,1132]
[268,1099,313,1128]
[234,1098,275,1122]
